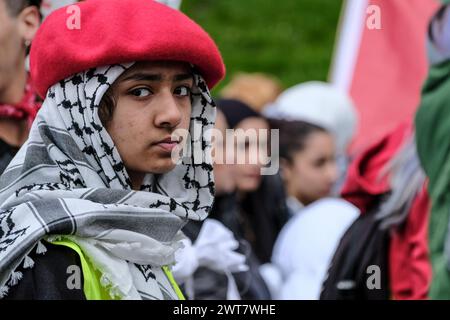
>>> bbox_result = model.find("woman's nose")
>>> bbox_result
[154,91,182,128]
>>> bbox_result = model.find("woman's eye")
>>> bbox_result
[314,158,327,168]
[130,88,152,97]
[174,86,191,97]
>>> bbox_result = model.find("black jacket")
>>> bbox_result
[4,242,86,300]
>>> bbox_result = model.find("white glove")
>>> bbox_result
[172,219,249,299]
[194,219,249,274]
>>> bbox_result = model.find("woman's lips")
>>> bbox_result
[153,137,181,152]
[155,141,179,152]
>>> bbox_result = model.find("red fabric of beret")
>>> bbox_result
[30,0,225,98]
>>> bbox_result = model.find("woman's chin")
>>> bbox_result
[238,181,260,193]
[148,160,178,174]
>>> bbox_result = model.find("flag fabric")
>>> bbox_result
[330,0,440,154]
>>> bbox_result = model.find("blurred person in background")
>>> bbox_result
[321,122,431,300]
[217,98,290,265]
[0,0,42,173]
[271,119,339,212]
[414,2,450,300]
[267,119,358,299]
[264,81,358,193]
[220,72,283,113]
[176,109,271,300]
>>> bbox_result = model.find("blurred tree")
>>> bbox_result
[182,0,343,93]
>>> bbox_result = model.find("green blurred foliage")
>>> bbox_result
[182,0,343,93]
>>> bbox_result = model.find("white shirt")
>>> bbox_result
[271,197,359,299]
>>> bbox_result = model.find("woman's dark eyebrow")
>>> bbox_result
[173,73,194,82]
[121,73,162,82]
[121,73,193,82]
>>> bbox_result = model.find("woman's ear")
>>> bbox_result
[17,6,40,45]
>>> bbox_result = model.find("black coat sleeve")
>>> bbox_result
[4,242,86,300]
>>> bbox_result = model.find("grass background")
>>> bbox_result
[182,0,344,93]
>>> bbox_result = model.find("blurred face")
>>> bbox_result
[0,1,40,103]
[283,131,338,205]
[104,61,193,189]
[212,111,235,194]
[233,117,269,193]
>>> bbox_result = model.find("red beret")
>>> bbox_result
[30,0,225,98]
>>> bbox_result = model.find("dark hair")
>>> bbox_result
[4,0,42,16]
[269,118,328,163]
[241,173,290,263]
[98,89,116,126]
[216,98,261,129]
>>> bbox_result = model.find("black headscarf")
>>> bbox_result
[216,98,260,129]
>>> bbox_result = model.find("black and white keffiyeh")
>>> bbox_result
[0,63,216,299]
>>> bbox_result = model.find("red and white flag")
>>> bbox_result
[330,0,440,153]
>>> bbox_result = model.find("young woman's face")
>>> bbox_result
[283,131,338,205]
[103,61,193,187]
[233,117,269,193]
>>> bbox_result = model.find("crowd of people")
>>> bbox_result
[1,0,450,300]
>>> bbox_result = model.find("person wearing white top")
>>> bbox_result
[271,198,359,299]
